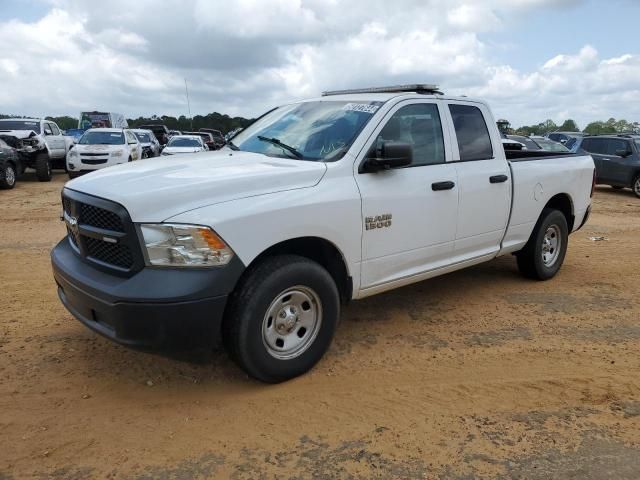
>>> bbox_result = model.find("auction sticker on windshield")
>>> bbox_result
[342,103,380,114]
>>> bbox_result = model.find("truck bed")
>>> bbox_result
[505,150,578,162]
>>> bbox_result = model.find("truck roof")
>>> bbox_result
[0,118,42,122]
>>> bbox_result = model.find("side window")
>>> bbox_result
[606,139,630,156]
[49,123,60,135]
[126,132,137,144]
[375,103,445,166]
[584,138,606,154]
[449,104,493,161]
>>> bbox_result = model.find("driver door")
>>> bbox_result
[355,100,459,292]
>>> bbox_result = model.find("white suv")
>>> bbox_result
[66,128,142,178]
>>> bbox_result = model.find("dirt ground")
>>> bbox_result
[1,172,639,479]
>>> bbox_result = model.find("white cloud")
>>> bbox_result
[1,0,639,129]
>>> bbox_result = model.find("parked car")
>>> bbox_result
[131,129,161,158]
[507,135,569,152]
[64,128,86,142]
[66,128,142,178]
[0,138,19,189]
[185,131,215,150]
[52,84,594,382]
[501,138,524,151]
[79,112,128,129]
[547,131,585,145]
[199,128,226,149]
[0,118,72,181]
[570,134,640,197]
[138,124,170,145]
[168,130,182,137]
[161,135,207,155]
[529,136,570,152]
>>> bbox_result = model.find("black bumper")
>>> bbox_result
[51,238,245,349]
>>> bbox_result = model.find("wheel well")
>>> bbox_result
[544,193,574,231]
[249,237,352,303]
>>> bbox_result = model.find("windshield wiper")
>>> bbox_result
[227,140,240,151]
[257,136,303,159]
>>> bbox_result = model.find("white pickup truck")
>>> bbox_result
[51,85,595,382]
[0,118,72,181]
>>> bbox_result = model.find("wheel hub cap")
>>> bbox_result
[541,225,561,267]
[262,286,322,360]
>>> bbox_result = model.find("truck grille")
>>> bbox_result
[61,189,143,275]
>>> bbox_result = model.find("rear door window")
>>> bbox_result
[581,138,607,154]
[449,104,493,161]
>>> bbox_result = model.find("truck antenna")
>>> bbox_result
[184,78,193,131]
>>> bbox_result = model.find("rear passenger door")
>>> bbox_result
[44,122,65,158]
[581,138,610,182]
[446,102,511,261]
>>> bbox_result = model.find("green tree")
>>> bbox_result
[559,119,579,132]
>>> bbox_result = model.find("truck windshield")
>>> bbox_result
[230,100,383,161]
[79,131,125,145]
[0,120,41,133]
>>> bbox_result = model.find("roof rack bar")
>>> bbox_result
[322,84,442,96]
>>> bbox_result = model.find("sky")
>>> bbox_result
[0,0,639,128]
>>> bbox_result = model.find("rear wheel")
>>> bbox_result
[633,176,640,199]
[0,163,17,189]
[517,208,568,280]
[35,152,52,182]
[224,255,340,383]
[142,150,149,159]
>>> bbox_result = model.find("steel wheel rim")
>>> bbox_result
[5,166,15,185]
[262,286,322,360]
[541,225,561,267]
[634,178,640,196]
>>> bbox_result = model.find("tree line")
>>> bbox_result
[1,112,254,134]
[507,118,640,136]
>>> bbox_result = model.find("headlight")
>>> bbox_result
[111,149,124,157]
[68,150,79,158]
[139,224,233,267]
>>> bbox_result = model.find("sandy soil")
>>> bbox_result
[1,172,639,479]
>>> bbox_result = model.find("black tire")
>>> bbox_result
[35,152,52,182]
[516,208,569,280]
[128,156,133,162]
[0,163,17,189]
[142,150,149,159]
[224,255,340,383]
[633,175,640,199]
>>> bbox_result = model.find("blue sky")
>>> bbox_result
[0,0,639,128]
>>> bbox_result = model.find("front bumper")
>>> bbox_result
[51,238,245,349]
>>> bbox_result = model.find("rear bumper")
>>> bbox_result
[51,238,245,349]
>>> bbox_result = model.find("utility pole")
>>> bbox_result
[184,78,193,131]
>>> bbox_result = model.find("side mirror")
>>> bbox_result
[44,129,53,136]
[615,149,630,158]
[362,141,413,172]
[560,139,567,144]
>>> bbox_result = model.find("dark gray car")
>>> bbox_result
[0,138,19,189]
[572,135,640,198]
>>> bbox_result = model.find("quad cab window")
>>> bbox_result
[373,103,445,166]
[449,104,493,161]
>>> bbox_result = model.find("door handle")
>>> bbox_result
[489,174,508,183]
[431,181,455,191]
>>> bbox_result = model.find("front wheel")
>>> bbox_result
[0,163,17,189]
[633,175,640,199]
[35,153,52,182]
[516,208,568,280]
[224,255,340,383]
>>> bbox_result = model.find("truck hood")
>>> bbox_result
[66,150,327,222]
[0,129,40,139]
